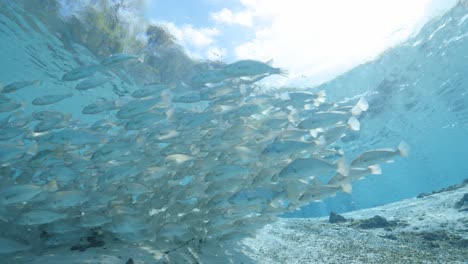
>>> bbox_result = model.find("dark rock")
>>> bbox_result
[417,193,429,199]
[126,258,134,264]
[450,239,468,247]
[70,244,87,252]
[420,231,450,241]
[416,179,468,198]
[381,234,397,240]
[427,241,440,248]
[87,235,105,248]
[329,212,347,223]
[454,193,468,209]
[357,215,396,229]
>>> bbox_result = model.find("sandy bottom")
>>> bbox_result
[241,184,468,264]
[4,184,467,263]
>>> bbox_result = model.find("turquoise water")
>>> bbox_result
[0,0,467,261]
[288,4,468,217]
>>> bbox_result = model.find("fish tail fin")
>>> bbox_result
[166,107,176,121]
[45,179,58,192]
[63,113,72,120]
[314,135,327,146]
[277,68,289,77]
[336,158,350,176]
[309,129,320,138]
[347,116,360,131]
[26,142,38,156]
[340,180,352,194]
[398,141,410,156]
[317,90,326,99]
[327,172,346,185]
[368,164,382,174]
[312,90,326,107]
[137,54,145,63]
[351,97,369,116]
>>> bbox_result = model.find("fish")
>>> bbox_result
[0,100,23,113]
[124,111,165,130]
[0,237,31,254]
[0,127,24,140]
[75,76,112,90]
[327,164,382,192]
[279,157,349,179]
[0,184,43,205]
[116,97,161,119]
[34,116,70,132]
[296,98,368,130]
[32,93,73,105]
[79,213,110,228]
[261,137,326,157]
[17,210,67,225]
[351,141,410,168]
[0,142,37,166]
[1,80,41,93]
[46,129,107,146]
[191,69,228,85]
[172,91,202,103]
[48,190,87,210]
[131,84,170,98]
[100,53,139,67]
[82,100,119,115]
[62,64,103,81]
[222,59,287,78]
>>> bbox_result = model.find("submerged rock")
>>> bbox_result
[329,212,347,223]
[454,193,468,211]
[417,179,468,199]
[356,215,397,229]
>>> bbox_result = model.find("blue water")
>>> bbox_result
[0,0,467,261]
[288,5,468,217]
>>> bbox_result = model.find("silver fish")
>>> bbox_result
[351,141,409,168]
[1,80,40,93]
[62,64,103,81]
[100,53,139,67]
[279,157,349,179]
[32,93,73,106]
[75,77,111,90]
[222,59,286,78]
[17,210,66,225]
[0,237,31,254]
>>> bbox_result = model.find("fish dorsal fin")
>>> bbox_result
[265,59,274,66]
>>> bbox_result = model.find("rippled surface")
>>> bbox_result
[289,3,468,217]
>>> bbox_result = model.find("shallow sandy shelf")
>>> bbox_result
[241,184,468,263]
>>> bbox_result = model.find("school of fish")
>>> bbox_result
[0,53,409,261]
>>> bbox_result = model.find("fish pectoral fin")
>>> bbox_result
[347,116,360,131]
[368,164,382,174]
[340,181,352,194]
[398,141,410,156]
[336,158,350,176]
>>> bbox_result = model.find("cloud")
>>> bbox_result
[214,0,458,86]
[153,21,224,60]
[210,8,253,27]
[161,22,220,48]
